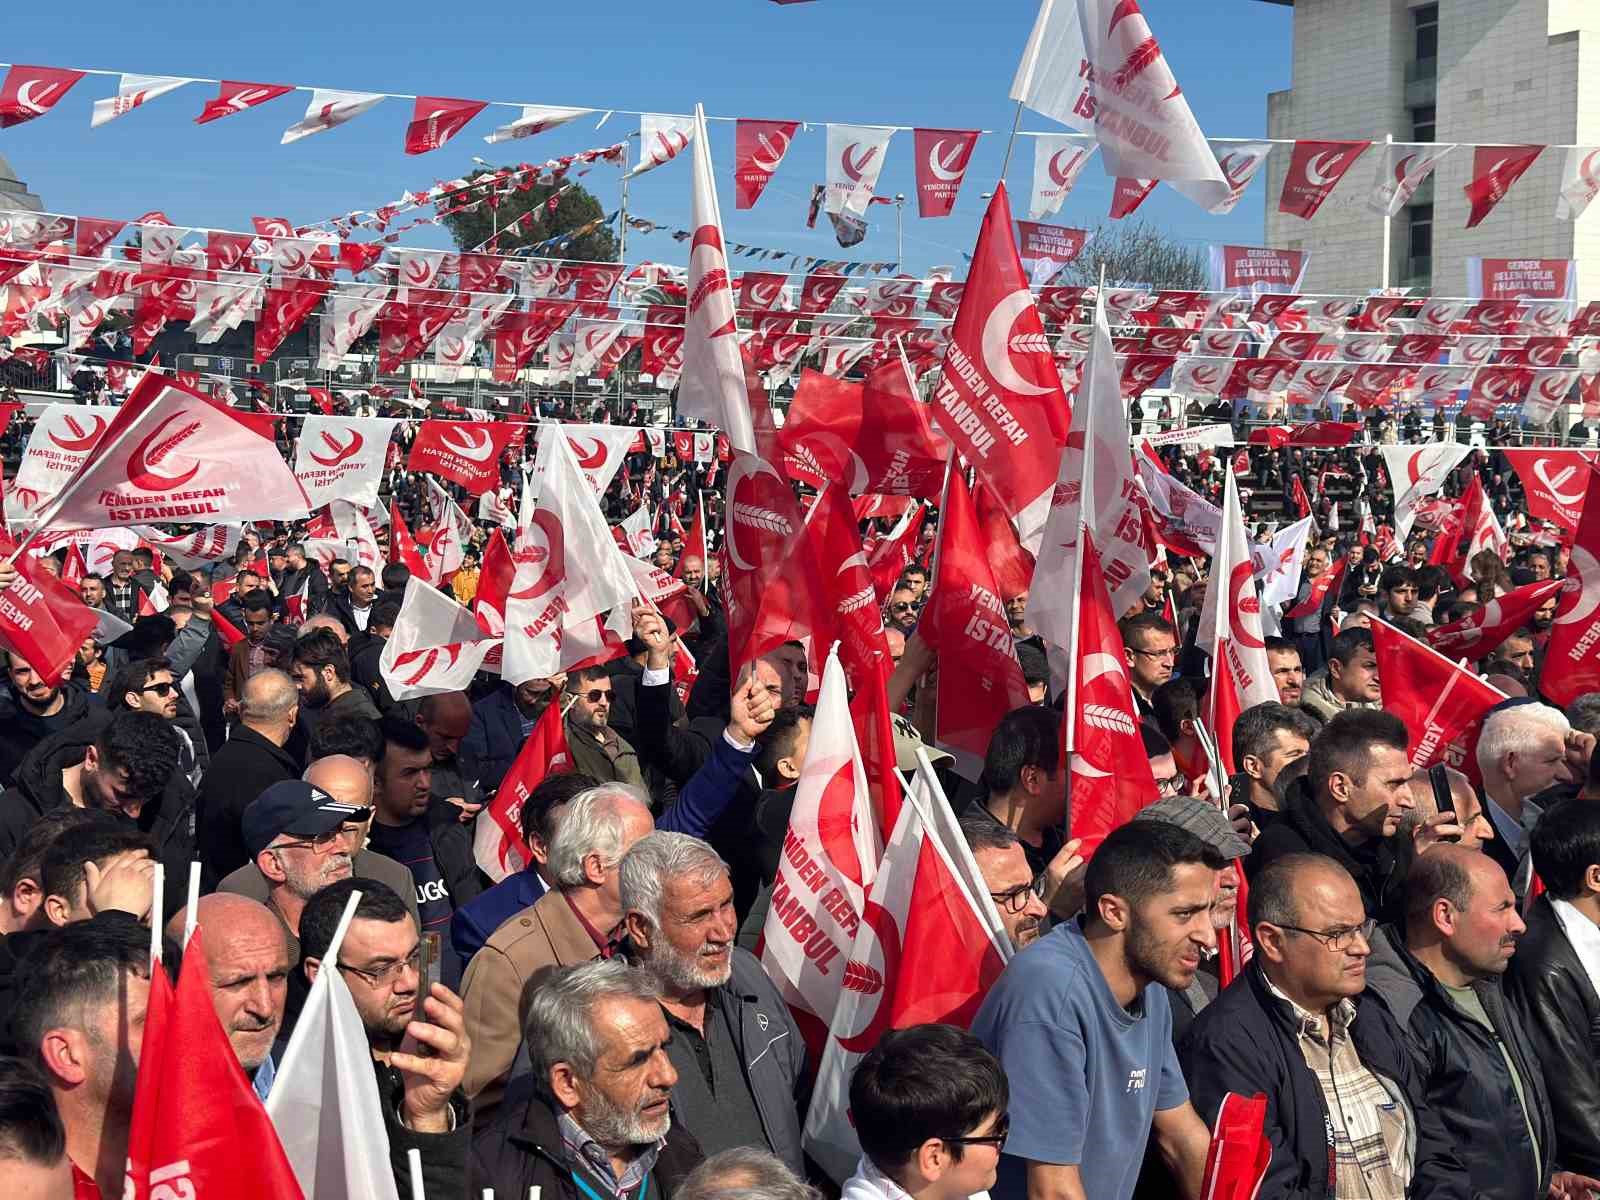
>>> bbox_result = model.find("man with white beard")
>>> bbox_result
[620,833,810,1174]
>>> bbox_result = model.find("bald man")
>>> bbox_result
[166,894,291,1098]
[417,692,483,822]
[219,754,420,941]
[297,613,349,645]
[197,667,302,884]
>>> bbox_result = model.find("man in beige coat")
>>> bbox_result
[459,782,656,1113]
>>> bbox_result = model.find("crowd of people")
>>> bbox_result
[1,409,1599,1200]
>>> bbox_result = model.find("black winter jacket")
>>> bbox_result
[471,1076,703,1200]
[1505,895,1600,1177]
[1367,929,1554,1199]
[1179,965,1472,1200]
[0,710,196,922]
[0,683,96,785]
[195,724,301,885]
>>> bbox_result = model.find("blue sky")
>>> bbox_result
[0,0,1294,274]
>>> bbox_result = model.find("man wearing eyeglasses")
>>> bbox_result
[1181,853,1473,1199]
[300,877,473,1200]
[959,817,1050,950]
[241,779,366,960]
[1116,613,1177,720]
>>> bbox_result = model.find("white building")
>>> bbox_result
[1259,0,1600,302]
[0,153,41,213]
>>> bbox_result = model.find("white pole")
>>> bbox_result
[407,1148,426,1200]
[147,861,164,968]
[1380,132,1394,288]
[529,1189,541,1200]
[182,861,201,946]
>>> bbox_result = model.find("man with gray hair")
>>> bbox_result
[619,832,809,1174]
[1477,700,1593,891]
[470,959,705,1200]
[678,1148,819,1200]
[461,782,656,1113]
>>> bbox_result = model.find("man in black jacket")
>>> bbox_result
[0,649,96,785]
[0,709,191,922]
[299,879,472,1200]
[196,668,301,885]
[1370,847,1596,1200]
[471,958,704,1200]
[1181,853,1472,1200]
[1507,798,1600,1179]
[1247,709,1451,922]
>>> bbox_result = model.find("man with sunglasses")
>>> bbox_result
[1181,853,1471,1199]
[300,877,472,1200]
[101,656,208,790]
[564,666,646,791]
[886,586,921,637]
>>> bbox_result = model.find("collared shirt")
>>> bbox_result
[253,1052,277,1101]
[1552,898,1600,1001]
[558,1109,661,1200]
[1486,794,1542,894]
[563,890,620,957]
[1262,973,1413,1200]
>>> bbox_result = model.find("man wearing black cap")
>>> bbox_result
[240,779,366,959]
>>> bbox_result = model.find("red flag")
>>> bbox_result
[799,270,847,314]
[473,698,571,880]
[0,550,100,686]
[1290,475,1312,520]
[0,65,86,128]
[1109,177,1158,219]
[41,372,309,531]
[1543,473,1600,706]
[60,541,87,590]
[1501,449,1598,530]
[733,119,799,209]
[1279,140,1371,218]
[1199,1093,1272,1200]
[407,420,516,495]
[974,478,1035,600]
[254,278,332,364]
[804,485,891,691]
[1427,579,1562,661]
[195,80,293,124]
[211,608,245,650]
[866,502,927,598]
[1464,145,1544,228]
[404,96,487,154]
[919,468,1031,775]
[912,128,979,218]
[1372,618,1507,771]
[492,300,577,383]
[389,504,430,578]
[307,387,334,415]
[126,929,305,1200]
[1066,537,1159,856]
[932,185,1066,544]
[721,445,824,671]
[473,528,516,636]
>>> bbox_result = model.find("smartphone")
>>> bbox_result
[1427,764,1461,843]
[420,931,442,991]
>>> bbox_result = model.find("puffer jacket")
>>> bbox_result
[1298,668,1380,725]
[1367,929,1554,1199]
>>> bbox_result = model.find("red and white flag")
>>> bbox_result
[473,698,571,881]
[1372,619,1508,771]
[380,576,498,700]
[1543,472,1600,707]
[1558,146,1600,221]
[423,478,473,585]
[1065,536,1160,855]
[0,65,85,128]
[407,419,515,496]
[1199,1093,1272,1200]
[629,113,695,177]
[130,524,242,572]
[0,551,100,687]
[1208,141,1274,215]
[9,403,112,522]
[912,128,979,218]
[932,185,1066,547]
[127,928,305,1200]
[825,124,894,216]
[734,118,799,209]
[1369,141,1457,216]
[1379,443,1472,540]
[866,501,926,598]
[1250,515,1314,610]
[90,74,188,128]
[1427,579,1562,661]
[802,754,1009,1185]
[919,467,1032,777]
[1200,471,1277,773]
[762,647,882,1049]
[804,485,892,691]
[1279,139,1372,219]
[195,80,292,124]
[41,373,309,531]
[483,103,594,143]
[615,505,656,558]
[293,416,397,510]
[1464,145,1544,228]
[404,95,486,154]
[680,103,756,454]
[314,283,390,368]
[281,90,384,144]
[555,425,639,498]
[1501,449,1597,530]
[1029,135,1096,219]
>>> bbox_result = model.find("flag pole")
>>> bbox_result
[148,861,164,968]
[182,861,202,946]
[997,101,1027,184]
[408,1148,426,1200]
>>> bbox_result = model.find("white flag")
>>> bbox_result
[267,934,402,1200]
[825,124,894,217]
[1368,142,1457,217]
[560,424,642,498]
[617,504,656,558]
[1207,140,1274,215]
[484,104,595,144]
[90,74,189,128]
[1251,515,1314,609]
[1558,146,1600,221]
[1199,471,1278,725]
[628,114,695,178]
[282,90,384,145]
[1010,0,1094,133]
[1381,443,1472,541]
[379,577,498,701]
[572,318,626,376]
[1027,134,1096,219]
[293,416,400,510]
[434,295,513,383]
[319,283,391,369]
[129,524,242,571]
[679,103,755,453]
